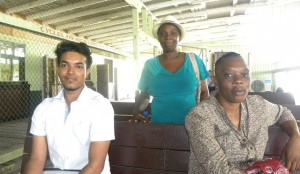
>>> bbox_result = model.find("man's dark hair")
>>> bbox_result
[55,41,93,68]
[215,52,241,68]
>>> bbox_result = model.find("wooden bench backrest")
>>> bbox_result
[283,105,300,120]
[109,122,189,174]
[249,92,295,105]
[111,93,296,115]
[111,101,151,114]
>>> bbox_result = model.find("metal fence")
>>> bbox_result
[0,24,115,122]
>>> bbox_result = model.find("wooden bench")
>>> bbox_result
[21,119,298,174]
[21,96,300,173]
[109,121,297,174]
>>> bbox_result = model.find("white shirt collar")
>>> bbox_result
[54,85,89,103]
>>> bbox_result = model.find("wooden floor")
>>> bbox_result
[0,118,28,174]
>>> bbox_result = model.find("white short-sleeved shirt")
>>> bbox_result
[30,86,115,174]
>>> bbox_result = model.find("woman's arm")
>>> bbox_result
[280,120,300,172]
[130,91,150,123]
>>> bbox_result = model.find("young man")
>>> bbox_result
[185,52,300,173]
[24,41,114,174]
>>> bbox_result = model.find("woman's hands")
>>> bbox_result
[129,112,151,123]
[281,135,300,172]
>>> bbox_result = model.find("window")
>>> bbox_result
[0,41,25,81]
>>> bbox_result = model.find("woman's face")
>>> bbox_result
[157,24,181,52]
[215,57,250,104]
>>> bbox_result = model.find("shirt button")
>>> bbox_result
[241,139,247,145]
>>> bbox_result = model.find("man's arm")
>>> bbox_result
[80,141,111,174]
[280,120,300,172]
[200,79,209,101]
[24,135,47,174]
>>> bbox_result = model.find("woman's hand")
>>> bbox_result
[128,113,151,123]
[281,135,300,172]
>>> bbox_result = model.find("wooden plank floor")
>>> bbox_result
[0,118,28,173]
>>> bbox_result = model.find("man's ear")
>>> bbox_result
[86,68,91,78]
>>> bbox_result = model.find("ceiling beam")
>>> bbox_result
[183,15,248,30]
[26,0,107,20]
[183,31,242,44]
[43,2,128,25]
[154,3,206,17]
[233,0,238,5]
[231,0,238,16]
[105,30,159,48]
[153,2,267,17]
[78,23,132,37]
[6,0,59,14]
[93,33,133,42]
[68,18,132,34]
[65,2,255,37]
[72,10,249,41]
[0,12,131,57]
[109,39,133,47]
[56,10,131,30]
[78,15,247,46]
[146,0,189,10]
[104,37,133,45]
[124,0,143,9]
[187,24,242,37]
[88,28,132,40]
[145,0,219,10]
[139,30,160,47]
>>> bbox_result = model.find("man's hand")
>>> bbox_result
[281,135,300,172]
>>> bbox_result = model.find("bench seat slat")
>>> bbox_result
[110,165,187,174]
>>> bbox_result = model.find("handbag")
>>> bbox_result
[188,53,201,104]
[244,159,289,174]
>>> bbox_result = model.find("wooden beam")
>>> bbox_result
[124,0,143,10]
[0,148,23,164]
[56,10,130,30]
[43,2,128,25]
[0,12,131,57]
[26,0,107,20]
[6,0,59,14]
[79,23,132,37]
[68,18,132,34]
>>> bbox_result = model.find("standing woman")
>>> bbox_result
[131,16,209,124]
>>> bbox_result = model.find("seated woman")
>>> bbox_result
[185,52,300,173]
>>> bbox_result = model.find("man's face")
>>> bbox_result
[157,24,180,51]
[58,51,90,92]
[215,57,250,103]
